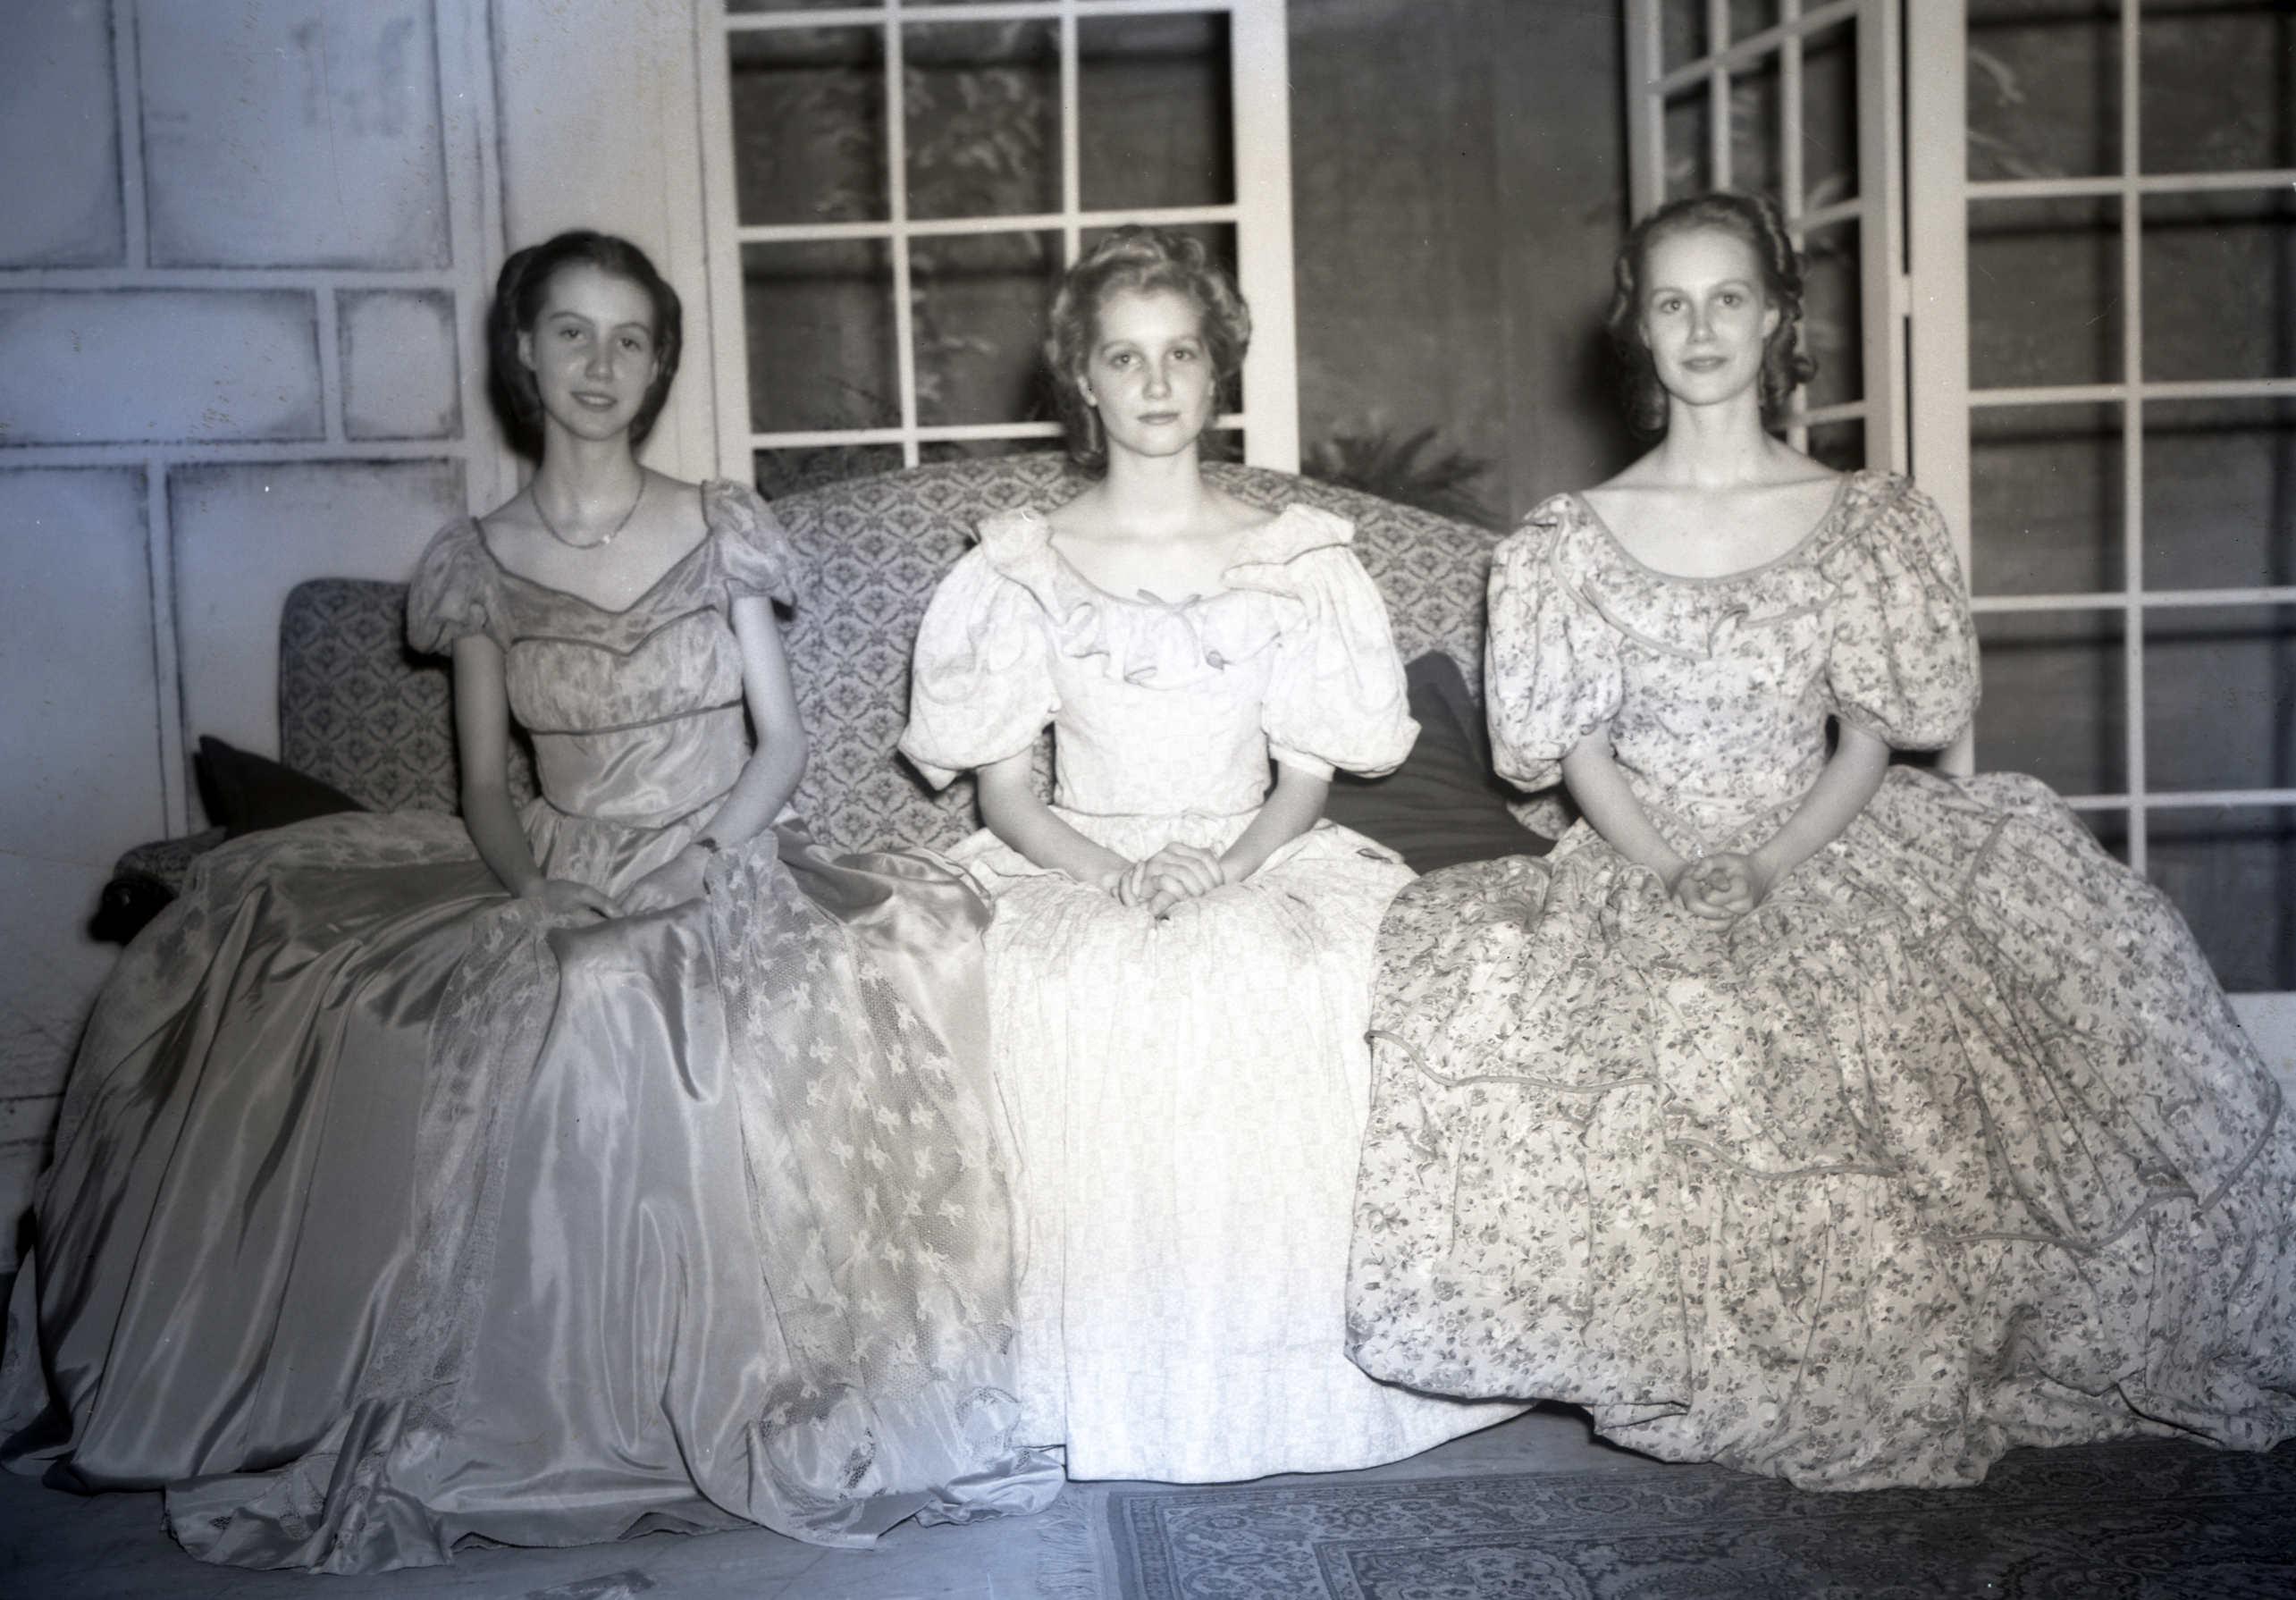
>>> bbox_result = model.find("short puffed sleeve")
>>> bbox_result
[703,478,797,608]
[1247,514,1416,780]
[1484,500,1624,792]
[407,519,511,655]
[897,517,1060,789]
[1821,476,1978,750]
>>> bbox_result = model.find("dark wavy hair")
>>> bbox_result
[488,231,683,456]
[1044,227,1251,473]
[1606,191,1815,437]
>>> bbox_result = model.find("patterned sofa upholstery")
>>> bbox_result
[104,455,1507,920]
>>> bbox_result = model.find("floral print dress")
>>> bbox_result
[1348,471,2296,1490]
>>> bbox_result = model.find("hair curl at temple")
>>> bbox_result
[1605,191,1815,437]
[1044,226,1251,473]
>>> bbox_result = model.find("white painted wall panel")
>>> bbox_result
[0,290,324,444]
[139,0,450,269]
[0,0,124,267]
[341,290,462,441]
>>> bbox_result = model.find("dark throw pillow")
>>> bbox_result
[197,735,367,838]
[1324,653,1553,874]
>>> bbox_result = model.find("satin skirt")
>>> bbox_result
[2,806,1057,1571]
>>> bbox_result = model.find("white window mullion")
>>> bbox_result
[1058,2,1081,268]
[2118,0,2147,875]
[884,8,921,468]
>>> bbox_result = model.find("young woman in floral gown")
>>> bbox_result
[1348,192,2296,1491]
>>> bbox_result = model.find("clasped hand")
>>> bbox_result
[1107,843,1230,918]
[1669,852,1773,922]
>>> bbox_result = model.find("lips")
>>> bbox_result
[571,391,620,410]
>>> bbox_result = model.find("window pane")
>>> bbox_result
[1728,0,1779,39]
[1804,417,1865,474]
[1663,88,1713,203]
[1799,19,1858,211]
[1976,609,2127,794]
[2141,189,2296,385]
[2145,604,2296,795]
[1661,0,1708,74]
[2149,806,2296,992]
[1969,197,2123,390]
[913,230,1064,427]
[1079,12,1233,211]
[2144,398,2296,593]
[2139,2,2295,175]
[742,240,898,433]
[1801,216,1863,414]
[920,437,1064,467]
[903,21,1059,222]
[1971,402,2124,596]
[1728,51,1783,201]
[753,443,904,501]
[729,28,887,227]
[1967,0,2121,181]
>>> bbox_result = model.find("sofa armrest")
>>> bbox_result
[91,828,229,943]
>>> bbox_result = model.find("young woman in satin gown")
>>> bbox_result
[1347,191,2296,1490]
[1,232,1058,1571]
[898,227,1519,1483]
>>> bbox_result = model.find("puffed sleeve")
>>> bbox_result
[1484,499,1623,792]
[1252,514,1417,780]
[406,519,511,655]
[897,524,1059,790]
[1822,476,1979,750]
[704,478,798,607]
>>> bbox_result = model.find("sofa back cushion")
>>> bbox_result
[272,460,1494,855]
[278,578,536,815]
[770,454,1498,855]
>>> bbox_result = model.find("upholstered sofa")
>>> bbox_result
[99,456,1552,934]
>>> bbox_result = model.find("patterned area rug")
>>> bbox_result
[1098,1439,2296,1598]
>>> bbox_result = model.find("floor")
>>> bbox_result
[0,1405,1653,1599]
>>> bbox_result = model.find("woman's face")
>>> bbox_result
[518,263,662,442]
[1637,226,1779,412]
[1081,287,1217,460]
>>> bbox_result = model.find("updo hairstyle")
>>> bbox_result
[489,231,684,455]
[1605,191,1816,437]
[1044,226,1252,472]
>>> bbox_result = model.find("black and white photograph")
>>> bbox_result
[1,2,2292,1595]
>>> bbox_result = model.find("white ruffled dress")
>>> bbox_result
[901,505,1521,1481]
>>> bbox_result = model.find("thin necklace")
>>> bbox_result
[534,474,645,550]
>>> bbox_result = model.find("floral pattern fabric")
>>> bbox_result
[1348,472,2296,1489]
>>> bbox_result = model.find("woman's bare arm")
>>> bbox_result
[621,595,809,911]
[977,746,1132,891]
[1560,725,1694,891]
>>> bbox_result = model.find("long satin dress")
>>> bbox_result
[0,481,1059,1571]
[1348,472,2296,1489]
[898,506,1523,1483]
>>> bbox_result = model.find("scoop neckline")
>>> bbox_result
[1571,470,1856,586]
[1031,501,1307,610]
[476,481,715,617]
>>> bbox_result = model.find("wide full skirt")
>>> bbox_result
[2,808,1055,1571]
[951,812,1523,1483]
[1348,769,2296,1489]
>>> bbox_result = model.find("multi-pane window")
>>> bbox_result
[696,0,1299,496]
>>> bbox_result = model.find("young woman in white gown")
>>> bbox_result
[899,227,1519,1482]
